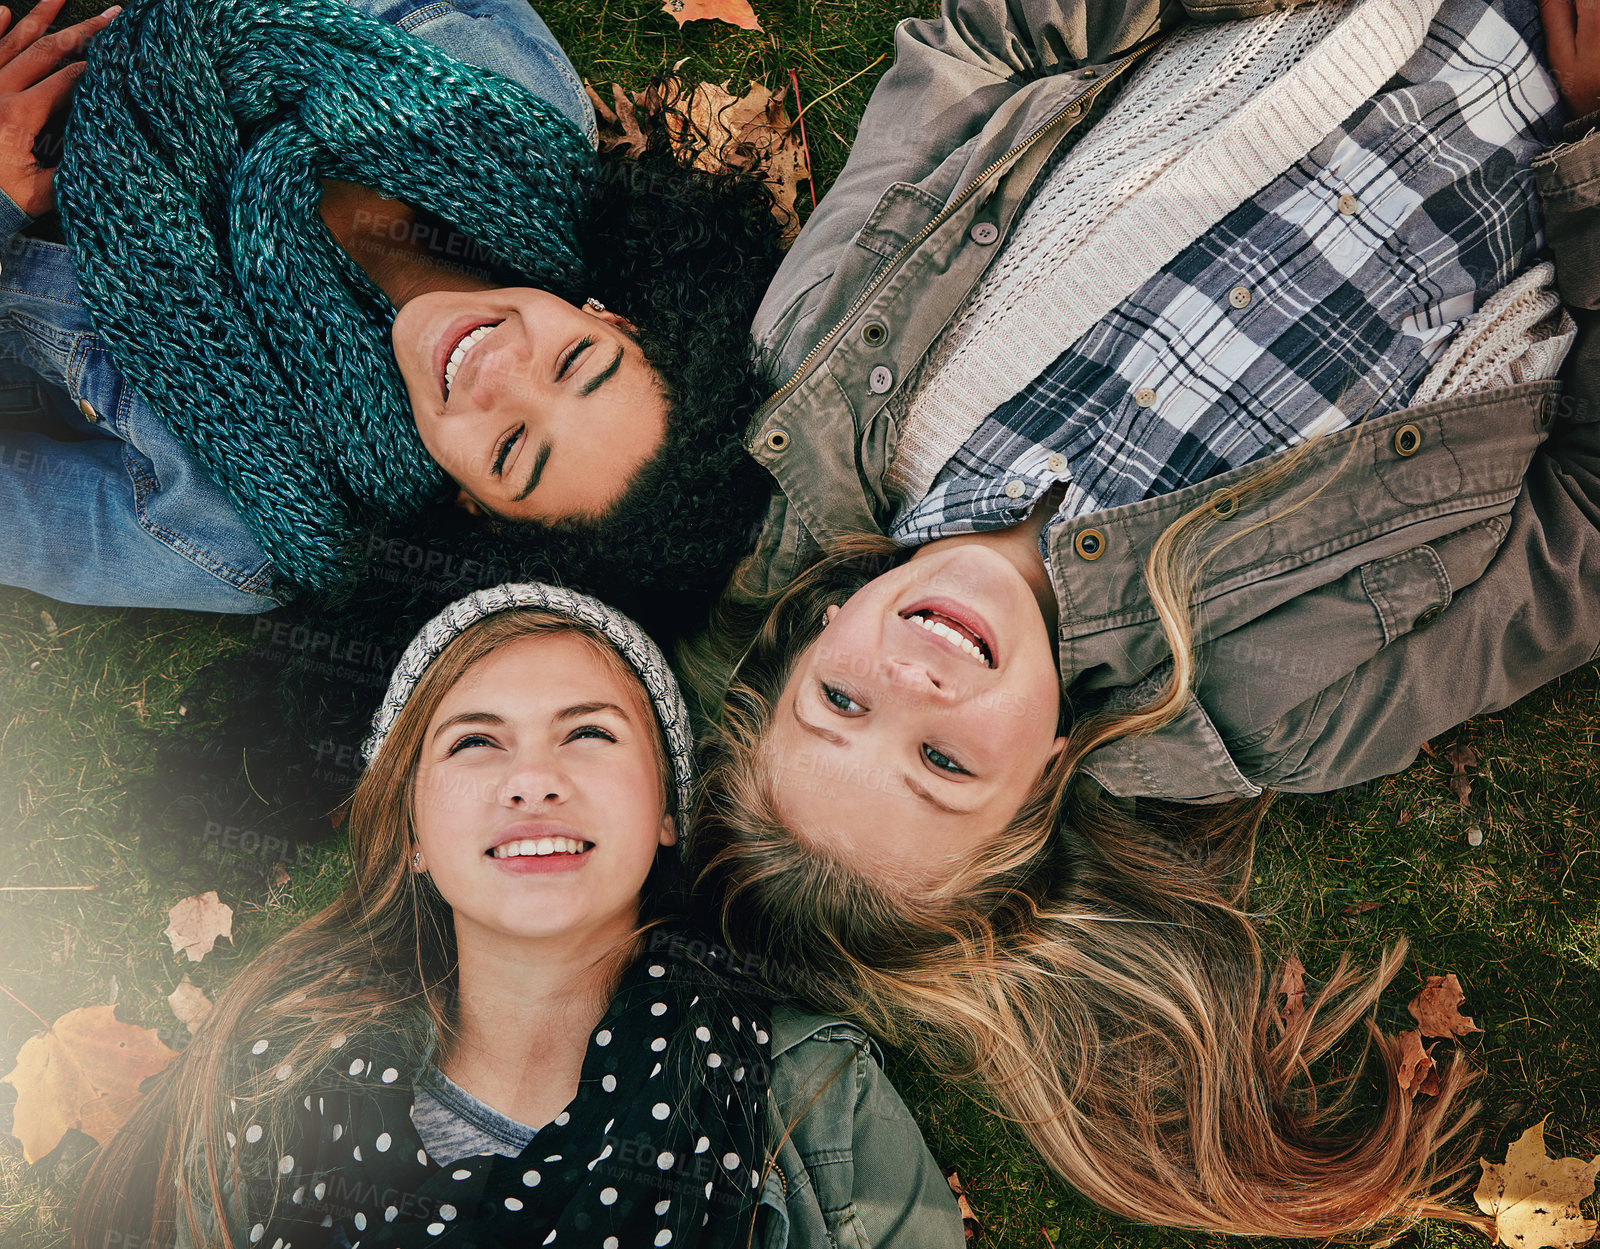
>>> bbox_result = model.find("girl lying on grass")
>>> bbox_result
[72,583,964,1249]
[0,0,776,621]
[688,0,1600,1236]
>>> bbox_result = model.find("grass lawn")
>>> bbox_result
[3,0,1600,1245]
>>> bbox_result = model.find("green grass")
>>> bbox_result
[4,0,1600,1244]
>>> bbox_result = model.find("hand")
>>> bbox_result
[1541,0,1600,121]
[0,0,120,218]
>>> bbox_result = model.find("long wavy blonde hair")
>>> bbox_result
[73,608,673,1249]
[689,437,1488,1238]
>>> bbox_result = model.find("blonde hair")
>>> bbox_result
[74,609,676,1249]
[691,435,1489,1238]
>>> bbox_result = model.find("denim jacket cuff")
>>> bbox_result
[0,186,33,249]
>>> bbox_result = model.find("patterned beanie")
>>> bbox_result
[360,583,693,819]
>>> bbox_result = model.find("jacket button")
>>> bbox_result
[1133,387,1157,408]
[860,319,888,346]
[1003,479,1026,499]
[1393,423,1422,457]
[1210,488,1239,518]
[1227,285,1251,309]
[1046,452,1067,474]
[969,222,999,245]
[1414,604,1445,629]
[764,429,790,452]
[1074,528,1106,560]
[1338,193,1359,215]
[78,398,100,423]
[1082,68,1098,78]
[868,366,894,394]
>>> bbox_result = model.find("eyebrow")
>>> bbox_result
[433,702,632,742]
[788,699,971,816]
[580,345,625,398]
[432,710,505,742]
[516,441,551,501]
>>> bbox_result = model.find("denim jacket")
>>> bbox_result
[0,0,594,613]
[733,0,1600,799]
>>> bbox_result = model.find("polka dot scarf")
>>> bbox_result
[227,939,770,1248]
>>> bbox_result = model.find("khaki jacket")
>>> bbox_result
[735,0,1600,800]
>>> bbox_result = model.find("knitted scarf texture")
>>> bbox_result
[57,0,596,593]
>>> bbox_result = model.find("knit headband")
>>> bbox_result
[361,583,694,819]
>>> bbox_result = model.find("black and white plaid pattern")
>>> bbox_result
[891,0,1564,544]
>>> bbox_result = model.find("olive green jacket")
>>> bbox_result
[734,0,1600,801]
[755,1006,966,1248]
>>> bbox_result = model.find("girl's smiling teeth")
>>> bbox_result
[489,836,592,858]
[904,610,993,666]
[442,322,499,400]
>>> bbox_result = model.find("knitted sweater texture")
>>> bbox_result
[57,0,595,593]
[885,0,1441,506]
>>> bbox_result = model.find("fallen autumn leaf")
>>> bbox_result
[165,890,234,963]
[1408,972,1483,1039]
[1,1004,178,1163]
[660,0,761,31]
[1475,1120,1600,1249]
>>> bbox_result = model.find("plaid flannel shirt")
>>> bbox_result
[890,0,1565,545]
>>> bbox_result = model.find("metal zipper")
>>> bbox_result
[755,39,1160,424]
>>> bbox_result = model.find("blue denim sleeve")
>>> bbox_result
[0,426,284,611]
[342,0,596,145]
[0,189,32,244]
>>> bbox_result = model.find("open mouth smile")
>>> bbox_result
[901,608,995,667]
[440,320,502,402]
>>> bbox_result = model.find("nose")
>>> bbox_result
[497,746,565,807]
[880,656,946,697]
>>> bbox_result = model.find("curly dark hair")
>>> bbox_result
[134,123,785,880]
[343,124,784,643]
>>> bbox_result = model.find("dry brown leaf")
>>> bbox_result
[168,976,213,1034]
[1443,740,1480,806]
[1340,899,1381,917]
[1475,1120,1600,1249]
[1408,973,1483,1039]
[0,1005,178,1163]
[673,79,807,241]
[586,81,649,159]
[594,76,809,243]
[1395,1029,1441,1097]
[660,0,762,31]
[165,890,233,963]
[1277,955,1307,1025]
[945,1170,980,1242]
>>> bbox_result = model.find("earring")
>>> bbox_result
[411,850,422,872]
[584,297,606,312]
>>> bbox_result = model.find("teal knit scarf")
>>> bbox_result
[57,0,596,594]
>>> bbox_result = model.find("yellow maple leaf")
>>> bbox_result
[1475,1120,1600,1249]
[1,1004,178,1163]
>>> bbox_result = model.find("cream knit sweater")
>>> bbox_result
[885,0,1443,506]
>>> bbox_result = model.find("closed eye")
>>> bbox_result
[557,336,592,380]
[492,426,522,476]
[820,682,866,714]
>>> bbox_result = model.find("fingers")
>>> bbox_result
[0,5,118,94]
[22,52,85,121]
[0,0,71,69]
